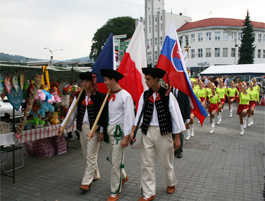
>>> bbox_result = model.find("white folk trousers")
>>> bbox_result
[79,123,100,185]
[140,126,176,196]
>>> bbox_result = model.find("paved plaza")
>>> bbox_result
[1,104,264,201]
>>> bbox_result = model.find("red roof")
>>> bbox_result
[177,18,265,32]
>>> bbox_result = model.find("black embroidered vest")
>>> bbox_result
[141,87,172,135]
[76,91,103,131]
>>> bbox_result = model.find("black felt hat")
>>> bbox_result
[100,69,124,80]
[79,72,93,80]
[142,67,166,79]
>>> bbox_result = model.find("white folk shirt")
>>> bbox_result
[108,89,135,136]
[134,91,186,134]
[61,96,103,132]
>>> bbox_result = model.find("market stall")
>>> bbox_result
[0,63,90,181]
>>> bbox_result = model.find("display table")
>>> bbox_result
[20,123,76,158]
[0,132,15,147]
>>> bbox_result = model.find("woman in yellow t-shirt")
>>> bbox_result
[227,81,239,117]
[247,82,259,126]
[216,79,227,125]
[252,78,260,105]
[237,82,250,135]
[198,81,206,107]
[208,84,221,133]
[205,81,212,116]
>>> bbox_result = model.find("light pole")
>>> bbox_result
[44,47,63,66]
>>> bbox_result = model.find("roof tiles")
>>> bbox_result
[177,18,265,32]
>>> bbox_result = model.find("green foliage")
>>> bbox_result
[89,16,135,61]
[238,10,255,64]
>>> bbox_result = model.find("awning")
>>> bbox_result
[200,63,265,76]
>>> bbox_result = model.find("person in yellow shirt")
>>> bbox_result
[227,81,239,117]
[198,81,206,108]
[205,81,212,116]
[247,82,259,126]
[187,78,198,138]
[216,79,227,124]
[208,84,221,134]
[237,82,250,135]
[252,78,260,106]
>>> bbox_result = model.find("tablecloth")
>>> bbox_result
[0,132,15,147]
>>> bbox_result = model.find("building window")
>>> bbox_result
[155,38,157,45]
[223,48,228,57]
[161,16,162,20]
[198,49,203,57]
[155,25,157,32]
[161,23,162,30]
[231,48,235,57]
[263,50,265,58]
[191,34,195,43]
[198,33,203,42]
[263,34,265,43]
[258,34,262,43]
[215,32,221,41]
[191,49,195,58]
[238,32,242,41]
[231,32,236,41]
[215,48,220,57]
[149,26,151,33]
[206,48,211,57]
[155,17,157,22]
[223,32,228,41]
[257,49,261,58]
[160,37,163,44]
[206,32,211,41]
[149,15,151,25]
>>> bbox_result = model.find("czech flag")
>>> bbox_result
[118,22,147,110]
[92,33,115,94]
[156,20,207,125]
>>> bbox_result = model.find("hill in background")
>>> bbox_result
[0,52,93,63]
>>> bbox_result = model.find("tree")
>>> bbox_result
[238,10,255,64]
[89,16,135,61]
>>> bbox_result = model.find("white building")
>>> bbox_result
[177,18,265,75]
[141,0,191,66]
[138,0,265,75]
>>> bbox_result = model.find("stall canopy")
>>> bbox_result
[0,64,92,80]
[200,63,265,76]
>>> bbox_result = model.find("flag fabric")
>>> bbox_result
[92,33,115,94]
[156,20,207,125]
[118,22,147,110]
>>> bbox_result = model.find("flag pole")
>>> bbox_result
[58,88,84,136]
[87,89,111,141]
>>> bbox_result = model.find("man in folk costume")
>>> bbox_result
[60,72,105,191]
[93,69,135,201]
[130,68,186,201]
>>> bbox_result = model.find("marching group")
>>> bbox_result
[59,68,261,201]
[189,76,260,136]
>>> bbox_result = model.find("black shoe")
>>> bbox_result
[176,153,183,158]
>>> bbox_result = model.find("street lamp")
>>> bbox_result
[44,47,63,66]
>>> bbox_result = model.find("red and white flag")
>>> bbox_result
[118,22,147,110]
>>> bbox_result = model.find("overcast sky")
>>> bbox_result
[0,0,264,61]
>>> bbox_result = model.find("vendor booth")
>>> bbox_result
[0,63,91,182]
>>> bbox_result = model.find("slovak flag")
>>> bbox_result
[118,22,147,110]
[92,33,115,94]
[156,20,207,125]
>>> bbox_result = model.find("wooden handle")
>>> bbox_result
[58,88,84,136]
[87,89,111,141]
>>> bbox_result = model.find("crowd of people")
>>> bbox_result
[190,76,261,135]
[59,69,262,201]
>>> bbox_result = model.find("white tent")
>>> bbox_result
[200,63,265,76]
